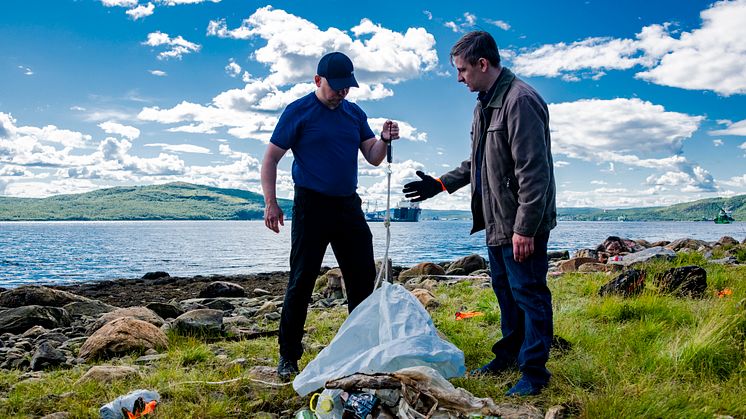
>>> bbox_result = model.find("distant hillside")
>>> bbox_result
[558,195,746,221]
[0,182,293,221]
[1,183,743,222]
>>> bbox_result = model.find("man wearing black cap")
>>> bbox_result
[261,52,399,381]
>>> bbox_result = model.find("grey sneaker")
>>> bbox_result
[277,356,299,382]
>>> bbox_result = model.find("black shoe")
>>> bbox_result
[470,357,517,376]
[277,356,299,382]
[505,376,547,396]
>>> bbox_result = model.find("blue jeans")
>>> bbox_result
[488,232,553,384]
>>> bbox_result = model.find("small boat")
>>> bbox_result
[713,207,735,224]
[365,200,421,222]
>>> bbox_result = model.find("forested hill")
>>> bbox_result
[0,182,743,221]
[0,182,293,221]
[558,195,746,221]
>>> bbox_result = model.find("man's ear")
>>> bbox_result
[314,75,322,87]
[479,58,490,72]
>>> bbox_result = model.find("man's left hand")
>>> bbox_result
[512,233,534,262]
[381,120,400,141]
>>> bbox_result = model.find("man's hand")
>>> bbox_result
[264,201,284,233]
[512,232,534,262]
[381,120,400,141]
[402,170,444,202]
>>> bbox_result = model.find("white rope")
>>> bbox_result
[374,148,393,289]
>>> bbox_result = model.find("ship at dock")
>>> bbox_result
[365,200,421,222]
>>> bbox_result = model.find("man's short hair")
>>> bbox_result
[450,31,500,67]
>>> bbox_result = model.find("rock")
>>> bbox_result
[375,258,394,283]
[665,238,711,252]
[79,317,168,361]
[445,254,486,275]
[75,365,139,385]
[716,236,740,247]
[0,286,87,308]
[316,268,344,299]
[134,353,167,364]
[171,309,224,337]
[205,299,235,311]
[710,256,738,265]
[545,405,568,419]
[599,269,646,297]
[634,239,652,249]
[653,265,707,298]
[608,246,676,267]
[547,250,570,260]
[145,302,184,320]
[559,257,598,273]
[21,325,48,339]
[30,341,67,371]
[0,306,72,334]
[410,289,439,310]
[252,288,272,297]
[650,240,670,247]
[91,307,164,332]
[398,262,446,282]
[142,271,170,280]
[249,365,279,382]
[223,315,254,328]
[256,301,280,316]
[600,236,630,255]
[573,249,598,259]
[199,281,246,298]
[577,263,610,273]
[63,300,116,318]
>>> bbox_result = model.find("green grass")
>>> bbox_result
[0,262,744,418]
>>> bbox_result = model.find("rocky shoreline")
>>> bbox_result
[0,235,744,417]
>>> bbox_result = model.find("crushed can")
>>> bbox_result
[342,391,380,418]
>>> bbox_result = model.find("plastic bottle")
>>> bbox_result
[310,389,344,419]
[99,389,160,419]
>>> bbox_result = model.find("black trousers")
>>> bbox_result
[278,187,376,361]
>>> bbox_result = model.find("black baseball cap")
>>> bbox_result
[317,52,359,91]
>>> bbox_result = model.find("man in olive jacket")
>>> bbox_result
[403,31,556,396]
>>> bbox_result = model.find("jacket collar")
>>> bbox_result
[484,67,515,109]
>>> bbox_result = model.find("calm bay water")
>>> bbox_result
[1,220,744,287]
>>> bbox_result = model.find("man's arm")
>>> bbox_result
[261,143,288,233]
[360,120,399,166]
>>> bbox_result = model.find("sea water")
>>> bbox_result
[1,220,744,287]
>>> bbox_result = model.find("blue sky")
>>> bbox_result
[2,0,746,210]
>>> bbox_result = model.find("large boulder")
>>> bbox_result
[445,254,486,275]
[171,309,224,337]
[599,236,630,255]
[599,269,646,297]
[79,317,168,361]
[398,262,446,282]
[142,271,169,280]
[608,246,676,267]
[0,286,87,308]
[0,306,71,334]
[91,307,164,333]
[315,268,344,299]
[199,281,246,298]
[30,341,67,371]
[653,266,707,298]
[547,250,570,260]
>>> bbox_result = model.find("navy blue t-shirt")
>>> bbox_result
[270,92,375,196]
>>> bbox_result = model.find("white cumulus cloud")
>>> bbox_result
[98,121,140,140]
[144,143,211,154]
[126,2,154,20]
[142,31,201,60]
